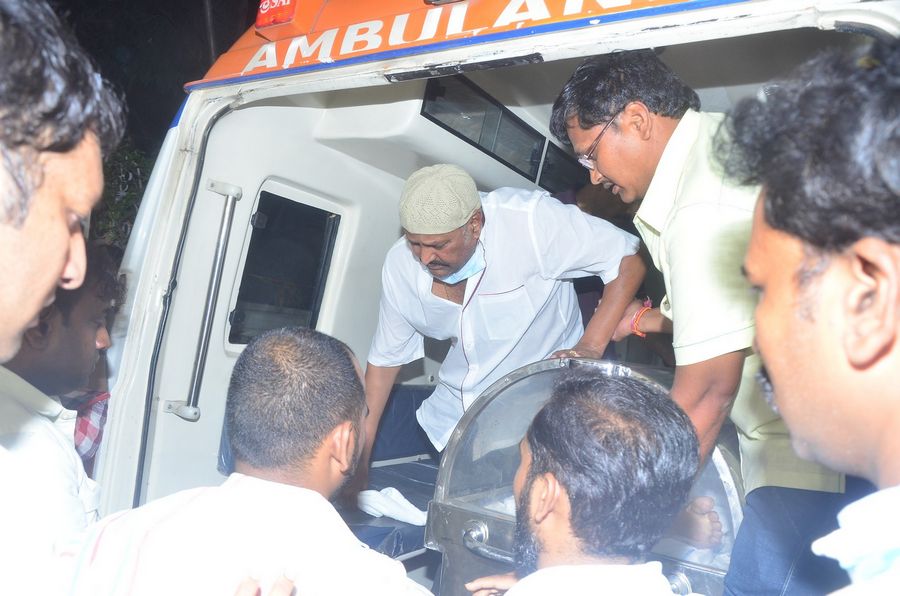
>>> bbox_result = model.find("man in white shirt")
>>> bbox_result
[466,370,699,595]
[364,164,644,464]
[0,0,123,364]
[0,2,123,592]
[550,50,849,593]
[0,243,124,589]
[65,327,431,596]
[726,41,900,592]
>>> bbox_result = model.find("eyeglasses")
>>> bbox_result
[576,109,622,171]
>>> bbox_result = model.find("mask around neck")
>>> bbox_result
[439,241,485,285]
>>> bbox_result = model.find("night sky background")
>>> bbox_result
[55,0,260,153]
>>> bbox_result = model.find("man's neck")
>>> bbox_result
[234,461,332,499]
[874,405,900,488]
[537,549,634,570]
[431,278,466,305]
[2,360,60,397]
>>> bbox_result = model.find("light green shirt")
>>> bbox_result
[634,110,842,494]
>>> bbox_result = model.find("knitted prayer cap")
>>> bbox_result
[399,164,481,234]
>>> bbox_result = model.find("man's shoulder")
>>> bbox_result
[0,395,81,477]
[481,187,550,213]
[674,111,759,212]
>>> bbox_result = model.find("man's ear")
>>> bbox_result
[621,101,652,141]
[22,307,57,350]
[326,420,356,476]
[471,209,484,240]
[530,472,562,525]
[843,238,900,368]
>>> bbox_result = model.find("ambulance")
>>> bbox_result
[97,0,899,591]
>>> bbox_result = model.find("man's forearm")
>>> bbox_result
[671,351,745,461]
[363,363,402,457]
[579,253,647,355]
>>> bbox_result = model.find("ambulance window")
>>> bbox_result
[422,76,544,181]
[228,191,339,344]
[539,142,589,194]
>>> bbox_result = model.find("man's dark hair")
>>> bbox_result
[53,243,125,324]
[550,50,700,144]
[525,372,698,559]
[0,0,125,225]
[226,328,365,470]
[718,40,899,252]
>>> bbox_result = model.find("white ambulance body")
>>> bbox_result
[98,0,897,524]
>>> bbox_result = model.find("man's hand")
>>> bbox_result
[234,576,294,596]
[465,572,518,596]
[548,343,605,360]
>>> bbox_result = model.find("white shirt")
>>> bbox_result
[633,110,841,495]
[507,562,683,595]
[62,473,432,596]
[0,366,99,593]
[369,188,639,449]
[812,485,900,594]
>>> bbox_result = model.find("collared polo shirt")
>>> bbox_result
[0,366,99,593]
[369,187,639,450]
[633,110,841,494]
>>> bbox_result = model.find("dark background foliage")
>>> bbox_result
[53,0,260,245]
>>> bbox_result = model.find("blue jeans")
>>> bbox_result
[724,478,874,595]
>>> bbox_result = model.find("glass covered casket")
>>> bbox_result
[425,359,744,596]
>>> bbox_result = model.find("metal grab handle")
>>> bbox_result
[164,180,242,421]
[462,521,515,565]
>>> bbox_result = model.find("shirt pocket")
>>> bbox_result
[474,285,534,342]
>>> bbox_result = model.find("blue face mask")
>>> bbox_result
[439,242,485,285]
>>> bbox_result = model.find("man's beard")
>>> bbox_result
[513,482,541,578]
[335,427,362,495]
[756,366,779,414]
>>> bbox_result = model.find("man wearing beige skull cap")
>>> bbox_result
[363,164,645,467]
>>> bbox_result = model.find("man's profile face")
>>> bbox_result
[512,438,540,577]
[39,283,112,396]
[744,198,850,469]
[566,113,651,206]
[0,133,103,361]
[405,216,479,281]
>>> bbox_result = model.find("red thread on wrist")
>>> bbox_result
[631,303,652,338]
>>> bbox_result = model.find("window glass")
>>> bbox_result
[539,142,589,194]
[422,76,544,180]
[228,191,339,344]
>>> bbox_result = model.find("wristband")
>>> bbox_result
[631,298,653,338]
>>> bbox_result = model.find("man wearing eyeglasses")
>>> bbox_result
[550,51,851,595]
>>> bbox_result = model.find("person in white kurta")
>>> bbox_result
[505,562,679,595]
[366,164,643,455]
[466,371,698,596]
[64,473,430,596]
[62,328,430,596]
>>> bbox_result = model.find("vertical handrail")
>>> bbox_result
[164,179,242,421]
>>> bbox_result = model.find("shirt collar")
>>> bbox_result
[0,365,63,420]
[634,109,703,233]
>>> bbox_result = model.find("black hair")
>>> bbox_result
[0,0,125,225]
[717,40,899,252]
[525,372,698,559]
[53,243,125,324]
[550,50,700,144]
[226,328,365,470]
